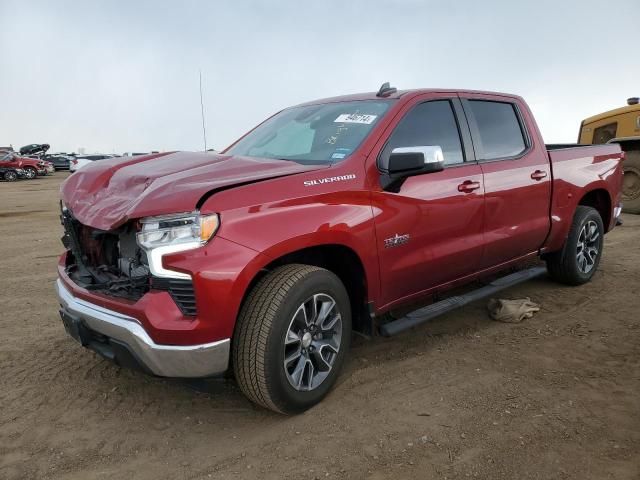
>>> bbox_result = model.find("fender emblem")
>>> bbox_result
[304,173,356,187]
[384,233,410,248]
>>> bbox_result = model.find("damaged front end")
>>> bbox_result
[60,206,197,315]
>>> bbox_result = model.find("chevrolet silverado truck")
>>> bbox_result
[0,151,46,179]
[56,85,624,414]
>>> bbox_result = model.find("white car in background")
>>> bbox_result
[69,154,118,173]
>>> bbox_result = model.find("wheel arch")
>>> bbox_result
[238,243,373,336]
[578,188,612,232]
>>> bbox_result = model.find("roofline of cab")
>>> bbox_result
[291,88,526,108]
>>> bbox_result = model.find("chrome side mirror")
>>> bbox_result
[387,146,445,175]
[381,145,445,192]
[390,146,445,170]
[381,145,445,193]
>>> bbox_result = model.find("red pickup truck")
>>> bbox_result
[0,151,46,179]
[56,86,623,414]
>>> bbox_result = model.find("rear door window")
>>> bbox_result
[467,101,527,160]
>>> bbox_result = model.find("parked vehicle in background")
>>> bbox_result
[122,152,155,157]
[45,153,75,171]
[579,97,640,213]
[19,144,52,176]
[57,86,624,414]
[20,143,50,157]
[0,166,25,181]
[0,151,45,179]
[69,154,117,173]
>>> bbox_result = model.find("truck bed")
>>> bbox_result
[545,143,593,150]
[546,142,622,160]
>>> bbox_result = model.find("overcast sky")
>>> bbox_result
[1,0,638,154]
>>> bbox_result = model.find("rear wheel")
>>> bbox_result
[621,150,640,214]
[233,264,351,414]
[23,167,37,179]
[3,171,17,181]
[546,206,604,285]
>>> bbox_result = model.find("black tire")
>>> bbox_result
[233,264,351,414]
[621,150,640,214]
[24,167,37,179]
[3,171,17,182]
[546,206,604,285]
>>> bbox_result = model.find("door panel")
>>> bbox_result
[372,164,484,306]
[368,95,485,307]
[479,161,551,265]
[461,95,552,267]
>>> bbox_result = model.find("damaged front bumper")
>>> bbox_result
[55,279,230,377]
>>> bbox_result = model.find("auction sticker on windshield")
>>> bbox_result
[334,113,377,124]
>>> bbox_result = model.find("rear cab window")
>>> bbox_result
[466,100,527,160]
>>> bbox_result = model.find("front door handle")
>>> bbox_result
[531,170,547,181]
[458,180,481,193]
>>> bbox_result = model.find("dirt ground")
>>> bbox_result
[1,173,638,480]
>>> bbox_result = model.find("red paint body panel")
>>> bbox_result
[544,146,623,252]
[0,155,45,171]
[57,89,624,346]
[462,92,554,268]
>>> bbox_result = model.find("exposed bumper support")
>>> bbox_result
[55,280,230,377]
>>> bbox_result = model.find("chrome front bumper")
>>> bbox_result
[55,280,230,377]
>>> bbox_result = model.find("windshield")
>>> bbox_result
[225,100,392,164]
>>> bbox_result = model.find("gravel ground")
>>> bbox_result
[1,173,638,480]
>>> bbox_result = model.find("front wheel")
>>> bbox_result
[546,206,604,285]
[23,167,37,179]
[233,264,351,414]
[3,171,17,181]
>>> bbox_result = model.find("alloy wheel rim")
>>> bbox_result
[283,293,342,392]
[576,220,600,274]
[25,169,35,179]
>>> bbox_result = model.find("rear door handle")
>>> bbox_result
[458,180,481,193]
[531,170,547,180]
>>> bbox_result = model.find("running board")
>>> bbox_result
[379,266,547,337]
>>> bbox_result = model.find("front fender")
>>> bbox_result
[214,192,381,304]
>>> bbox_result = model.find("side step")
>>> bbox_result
[379,266,547,337]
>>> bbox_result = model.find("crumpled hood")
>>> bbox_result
[61,151,326,231]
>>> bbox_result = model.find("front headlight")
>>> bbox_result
[137,212,220,280]
[137,212,220,249]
